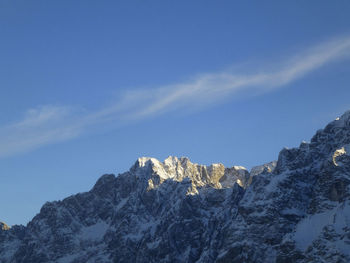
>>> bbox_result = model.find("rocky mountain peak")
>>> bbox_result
[0,222,10,231]
[274,111,350,175]
[333,110,350,127]
[129,155,252,193]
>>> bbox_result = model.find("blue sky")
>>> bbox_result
[1,0,350,225]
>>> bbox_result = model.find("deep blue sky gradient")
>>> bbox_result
[1,0,350,225]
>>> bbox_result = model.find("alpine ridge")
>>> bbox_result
[1,111,350,262]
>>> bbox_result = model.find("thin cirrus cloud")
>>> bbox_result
[1,35,350,158]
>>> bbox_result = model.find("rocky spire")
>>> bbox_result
[0,222,10,231]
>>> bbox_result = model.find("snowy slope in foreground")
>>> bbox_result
[1,111,350,262]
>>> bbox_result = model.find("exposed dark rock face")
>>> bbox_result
[1,111,350,262]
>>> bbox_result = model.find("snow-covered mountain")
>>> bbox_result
[2,111,350,262]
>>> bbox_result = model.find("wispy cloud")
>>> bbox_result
[0,106,83,157]
[117,36,350,119]
[1,36,350,157]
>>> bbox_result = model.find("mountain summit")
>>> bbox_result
[1,111,350,262]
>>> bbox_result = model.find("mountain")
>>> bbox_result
[1,111,350,262]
